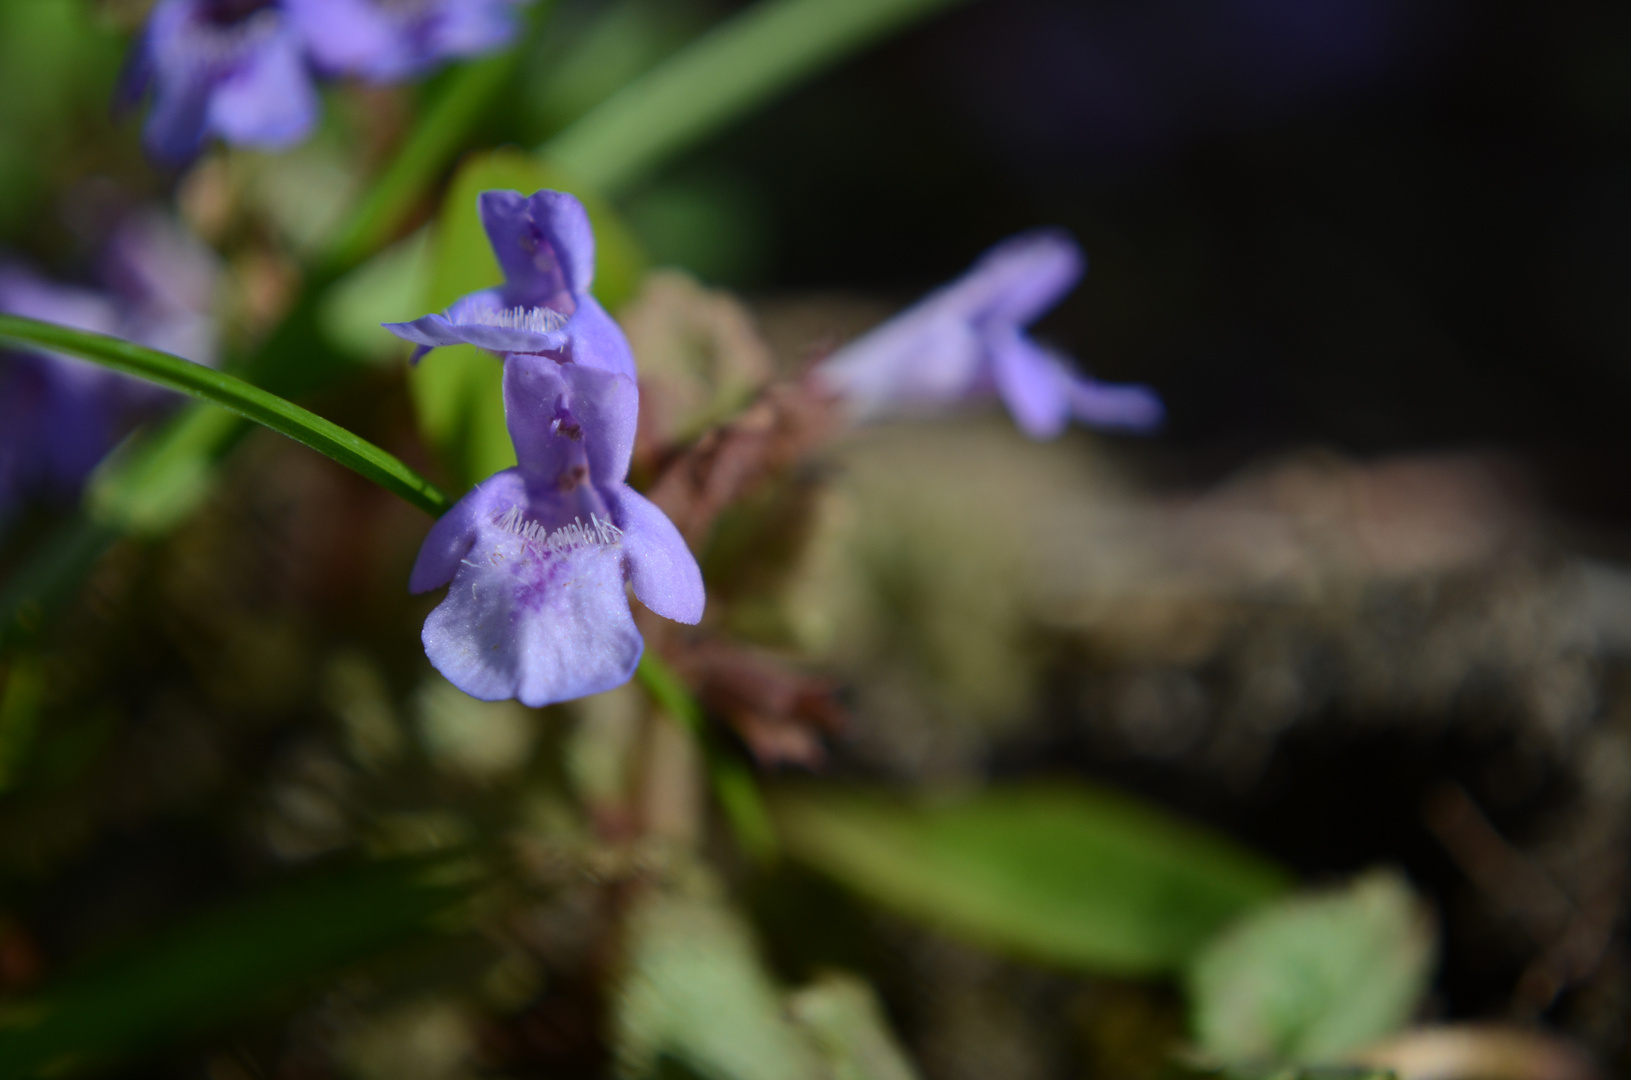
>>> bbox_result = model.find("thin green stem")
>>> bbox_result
[539,0,974,195]
[636,650,777,860]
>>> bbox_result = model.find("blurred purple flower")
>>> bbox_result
[410,354,703,706]
[0,214,220,519]
[287,0,524,82]
[813,230,1163,439]
[123,0,528,164]
[122,0,320,165]
[0,271,127,518]
[385,189,636,378]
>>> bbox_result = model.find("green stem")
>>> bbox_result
[635,650,777,860]
[318,13,546,277]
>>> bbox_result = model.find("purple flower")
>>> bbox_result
[0,271,128,516]
[286,0,524,82]
[410,354,704,706]
[123,0,320,165]
[122,0,527,164]
[0,215,220,519]
[385,190,636,379]
[812,230,1164,439]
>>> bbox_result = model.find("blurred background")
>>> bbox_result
[0,0,1629,1077]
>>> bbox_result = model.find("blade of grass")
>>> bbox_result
[539,0,974,195]
[0,316,449,518]
[636,650,776,860]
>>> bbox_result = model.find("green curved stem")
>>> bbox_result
[0,315,449,518]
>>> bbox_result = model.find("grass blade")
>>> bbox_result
[0,315,449,518]
[539,0,974,195]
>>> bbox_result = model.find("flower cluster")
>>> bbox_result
[122,0,528,164]
[812,229,1164,439]
[0,213,219,522]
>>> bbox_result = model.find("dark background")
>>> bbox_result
[638,0,1631,522]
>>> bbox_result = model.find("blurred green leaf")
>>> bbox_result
[525,0,707,137]
[410,148,647,492]
[0,855,473,1078]
[1165,1063,1397,1080]
[0,315,450,517]
[0,0,120,232]
[320,228,433,365]
[785,972,920,1080]
[539,0,976,195]
[86,405,246,535]
[1185,870,1434,1066]
[771,784,1291,975]
[615,889,824,1080]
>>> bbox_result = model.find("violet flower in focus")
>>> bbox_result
[123,0,319,165]
[385,190,636,378]
[410,354,703,706]
[812,230,1163,439]
[0,215,221,520]
[287,0,524,82]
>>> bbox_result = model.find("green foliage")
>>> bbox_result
[785,973,921,1080]
[1184,871,1435,1066]
[87,406,247,535]
[771,784,1291,975]
[0,855,473,1079]
[0,315,449,517]
[540,0,976,195]
[408,148,648,492]
[0,0,121,233]
[614,889,825,1080]
[1166,1064,1397,1080]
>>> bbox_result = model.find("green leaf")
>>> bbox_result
[0,855,472,1078]
[771,784,1291,975]
[539,0,976,195]
[410,148,648,492]
[0,315,449,518]
[1165,1063,1397,1080]
[86,405,247,535]
[785,973,921,1080]
[614,889,824,1080]
[319,228,434,365]
[1185,871,1434,1066]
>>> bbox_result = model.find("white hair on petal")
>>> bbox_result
[492,506,623,555]
[465,305,569,334]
